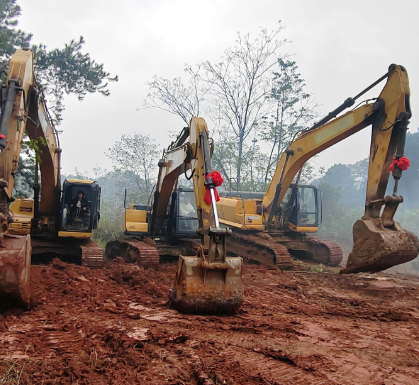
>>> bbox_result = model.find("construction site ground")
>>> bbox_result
[1,257,419,385]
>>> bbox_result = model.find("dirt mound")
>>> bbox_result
[1,258,419,384]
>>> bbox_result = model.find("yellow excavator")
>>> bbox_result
[105,117,243,313]
[217,64,419,274]
[0,49,102,308]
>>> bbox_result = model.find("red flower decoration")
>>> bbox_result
[204,171,223,205]
[389,156,410,172]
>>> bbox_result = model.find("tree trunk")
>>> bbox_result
[237,135,244,191]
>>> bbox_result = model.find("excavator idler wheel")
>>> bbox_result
[169,255,244,314]
[341,219,419,274]
[0,234,31,309]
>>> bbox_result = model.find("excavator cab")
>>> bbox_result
[285,184,322,232]
[60,179,101,236]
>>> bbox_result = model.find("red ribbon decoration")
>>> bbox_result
[204,171,223,205]
[389,156,410,171]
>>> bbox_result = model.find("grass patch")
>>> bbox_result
[0,359,31,385]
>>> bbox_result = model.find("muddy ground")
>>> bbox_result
[1,258,419,385]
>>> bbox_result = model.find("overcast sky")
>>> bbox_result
[18,0,419,177]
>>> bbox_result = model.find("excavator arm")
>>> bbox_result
[263,64,410,215]
[262,64,417,273]
[151,117,243,313]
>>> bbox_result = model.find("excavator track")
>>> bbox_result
[80,239,104,269]
[303,235,343,267]
[104,239,160,269]
[229,232,294,269]
[268,233,344,267]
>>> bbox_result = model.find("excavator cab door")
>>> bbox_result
[175,189,199,237]
[287,185,320,233]
[60,180,100,234]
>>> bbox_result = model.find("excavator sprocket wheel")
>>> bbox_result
[169,256,244,314]
[341,219,419,274]
[0,234,31,308]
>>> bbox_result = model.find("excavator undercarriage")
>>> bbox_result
[30,238,104,269]
[226,231,343,267]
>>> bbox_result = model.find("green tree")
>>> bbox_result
[0,1,118,125]
[316,181,362,247]
[0,0,31,63]
[13,157,35,197]
[262,59,317,183]
[107,133,160,205]
[33,37,118,125]
[92,195,124,248]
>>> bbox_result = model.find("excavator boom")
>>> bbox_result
[218,64,418,273]
[267,64,419,273]
[0,49,102,309]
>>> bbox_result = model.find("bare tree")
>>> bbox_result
[203,23,288,189]
[107,133,160,204]
[143,64,211,125]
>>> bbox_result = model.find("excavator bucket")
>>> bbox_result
[341,219,419,274]
[0,234,31,308]
[169,255,243,314]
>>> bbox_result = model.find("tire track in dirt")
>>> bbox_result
[1,260,419,384]
[221,346,337,385]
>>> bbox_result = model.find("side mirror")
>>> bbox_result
[124,188,127,209]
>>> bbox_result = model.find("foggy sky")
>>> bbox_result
[18,0,419,177]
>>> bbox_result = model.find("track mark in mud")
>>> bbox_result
[2,261,419,384]
[221,346,336,385]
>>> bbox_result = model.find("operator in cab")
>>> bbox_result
[70,191,88,213]
[179,195,195,217]
[67,191,89,225]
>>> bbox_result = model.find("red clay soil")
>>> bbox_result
[1,258,419,385]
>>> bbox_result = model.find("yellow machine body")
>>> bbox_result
[124,204,148,233]
[0,50,102,309]
[218,64,418,273]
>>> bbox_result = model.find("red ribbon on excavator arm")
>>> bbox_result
[204,171,223,205]
[389,156,410,172]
